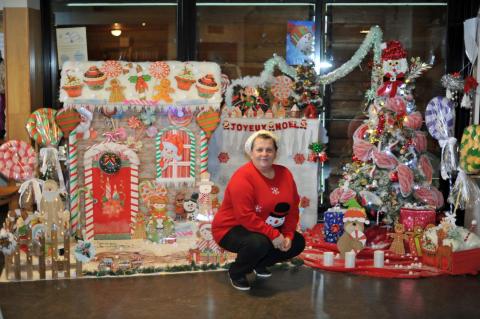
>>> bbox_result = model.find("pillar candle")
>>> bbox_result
[374,250,384,268]
[323,252,334,266]
[345,251,356,268]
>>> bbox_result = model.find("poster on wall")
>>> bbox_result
[286,20,315,66]
[56,27,88,69]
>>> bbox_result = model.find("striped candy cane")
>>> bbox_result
[84,161,94,240]
[199,130,208,175]
[68,129,80,233]
[130,166,139,236]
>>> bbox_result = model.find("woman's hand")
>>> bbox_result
[272,234,285,249]
[279,237,292,252]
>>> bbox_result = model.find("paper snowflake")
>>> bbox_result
[293,153,305,165]
[218,152,230,163]
[300,196,310,208]
[271,187,280,195]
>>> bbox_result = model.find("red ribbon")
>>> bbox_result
[377,73,405,98]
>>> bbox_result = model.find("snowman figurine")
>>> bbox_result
[376,40,408,98]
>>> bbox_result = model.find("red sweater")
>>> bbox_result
[212,162,300,243]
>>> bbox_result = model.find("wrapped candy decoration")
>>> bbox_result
[372,149,398,169]
[418,155,433,185]
[397,164,414,197]
[460,125,480,174]
[329,187,356,206]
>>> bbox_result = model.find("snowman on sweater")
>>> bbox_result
[265,202,290,228]
[376,40,408,98]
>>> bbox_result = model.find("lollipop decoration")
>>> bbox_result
[55,107,81,136]
[425,96,457,180]
[196,108,220,139]
[0,140,37,182]
[149,61,170,79]
[100,60,123,78]
[26,108,63,146]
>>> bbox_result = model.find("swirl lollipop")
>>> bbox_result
[26,108,63,146]
[425,96,455,141]
[0,140,37,182]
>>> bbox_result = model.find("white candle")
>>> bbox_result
[323,252,334,266]
[374,250,384,268]
[345,251,356,268]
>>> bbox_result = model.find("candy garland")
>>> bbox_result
[68,129,80,234]
[199,130,208,175]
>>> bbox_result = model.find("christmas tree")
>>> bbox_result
[290,61,323,115]
[330,40,444,224]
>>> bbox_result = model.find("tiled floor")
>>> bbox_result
[0,266,479,319]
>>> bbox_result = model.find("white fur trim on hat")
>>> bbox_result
[244,130,279,155]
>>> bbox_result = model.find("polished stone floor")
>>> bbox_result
[0,266,479,319]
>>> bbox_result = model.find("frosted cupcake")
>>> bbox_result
[62,74,83,97]
[175,66,196,90]
[196,74,219,99]
[83,66,107,90]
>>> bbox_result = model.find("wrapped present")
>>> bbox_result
[323,207,345,243]
[422,248,480,275]
[399,207,436,232]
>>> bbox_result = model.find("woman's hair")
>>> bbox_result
[244,130,279,154]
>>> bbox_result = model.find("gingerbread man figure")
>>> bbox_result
[153,78,175,103]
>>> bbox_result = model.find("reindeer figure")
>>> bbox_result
[436,228,453,272]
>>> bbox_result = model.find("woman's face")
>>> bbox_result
[249,137,276,171]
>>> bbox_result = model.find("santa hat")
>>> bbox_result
[160,134,183,156]
[289,25,310,46]
[244,130,279,154]
[343,198,369,224]
[381,40,407,61]
[343,208,370,225]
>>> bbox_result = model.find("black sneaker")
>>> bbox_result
[254,267,272,278]
[229,274,251,291]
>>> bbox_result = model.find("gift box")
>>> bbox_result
[323,208,344,243]
[422,248,480,275]
[399,207,436,232]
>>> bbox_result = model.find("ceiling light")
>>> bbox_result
[111,29,122,36]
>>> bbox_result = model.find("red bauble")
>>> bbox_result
[389,171,399,182]
[318,152,328,163]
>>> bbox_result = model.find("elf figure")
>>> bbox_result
[377,40,408,98]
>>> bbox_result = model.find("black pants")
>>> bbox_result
[219,225,305,279]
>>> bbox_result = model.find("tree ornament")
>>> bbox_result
[389,171,399,182]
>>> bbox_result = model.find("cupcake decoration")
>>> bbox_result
[62,74,83,97]
[83,66,107,90]
[175,65,196,90]
[196,74,219,99]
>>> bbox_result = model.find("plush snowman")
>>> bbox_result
[376,40,408,98]
[265,202,290,228]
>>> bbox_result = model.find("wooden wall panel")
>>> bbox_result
[5,7,43,142]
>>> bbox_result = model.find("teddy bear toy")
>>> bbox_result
[337,205,369,258]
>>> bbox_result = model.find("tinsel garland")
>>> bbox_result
[318,25,383,87]
[225,55,295,107]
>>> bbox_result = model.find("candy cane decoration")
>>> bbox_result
[68,129,80,234]
[199,130,208,175]
[130,166,139,236]
[84,160,94,241]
